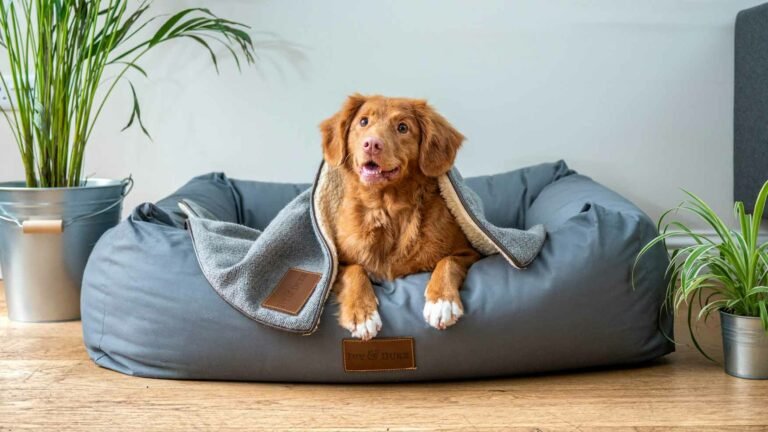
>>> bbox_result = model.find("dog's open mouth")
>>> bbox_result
[359,161,401,183]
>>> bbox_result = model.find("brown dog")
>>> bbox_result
[320,94,481,340]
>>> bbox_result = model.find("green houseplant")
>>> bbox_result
[0,0,255,322]
[636,180,768,379]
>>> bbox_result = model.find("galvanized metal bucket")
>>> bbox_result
[0,177,132,322]
[720,310,768,379]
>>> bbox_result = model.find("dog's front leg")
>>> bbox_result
[334,264,382,340]
[423,249,481,330]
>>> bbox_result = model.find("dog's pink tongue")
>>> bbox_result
[360,163,383,182]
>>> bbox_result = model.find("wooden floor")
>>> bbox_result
[1,281,767,431]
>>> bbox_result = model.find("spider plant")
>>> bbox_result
[635,180,768,360]
[0,0,255,187]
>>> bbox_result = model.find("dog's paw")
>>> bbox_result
[423,298,463,330]
[340,310,382,341]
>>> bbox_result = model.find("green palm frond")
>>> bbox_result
[0,0,256,187]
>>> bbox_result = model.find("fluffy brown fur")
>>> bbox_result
[320,94,481,340]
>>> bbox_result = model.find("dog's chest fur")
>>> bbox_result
[334,180,469,281]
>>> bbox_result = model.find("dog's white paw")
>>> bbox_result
[343,310,382,341]
[423,299,463,330]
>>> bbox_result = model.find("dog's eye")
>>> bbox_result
[397,123,408,134]
[360,117,369,127]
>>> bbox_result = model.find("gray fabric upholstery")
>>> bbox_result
[81,161,673,382]
[184,189,327,333]
[735,3,768,216]
[181,163,547,334]
[446,169,546,267]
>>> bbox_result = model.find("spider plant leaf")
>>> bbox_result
[746,286,768,299]
[696,283,707,308]
[730,231,751,274]
[757,251,768,284]
[699,299,727,322]
[657,205,683,233]
[751,180,768,244]
[714,250,748,284]
[680,244,715,287]
[657,307,678,345]
[679,277,718,305]
[760,300,768,332]
[636,230,690,257]
[687,300,715,362]
[706,257,738,281]
[665,221,713,245]
[734,201,752,247]
[664,258,682,284]
[702,290,722,310]
[679,192,733,243]
[632,231,687,281]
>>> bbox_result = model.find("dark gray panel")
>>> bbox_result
[735,3,768,215]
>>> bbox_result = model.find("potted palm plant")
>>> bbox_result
[0,0,254,322]
[636,181,768,379]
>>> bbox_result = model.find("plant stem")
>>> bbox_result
[0,0,255,187]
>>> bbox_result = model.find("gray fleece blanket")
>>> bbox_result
[182,162,546,335]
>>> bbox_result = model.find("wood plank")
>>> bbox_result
[1,280,767,431]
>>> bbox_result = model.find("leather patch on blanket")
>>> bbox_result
[342,338,416,372]
[261,268,321,315]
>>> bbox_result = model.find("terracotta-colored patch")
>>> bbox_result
[342,338,416,372]
[261,268,321,315]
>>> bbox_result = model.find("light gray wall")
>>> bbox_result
[1,0,764,231]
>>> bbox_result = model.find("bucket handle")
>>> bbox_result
[0,176,133,233]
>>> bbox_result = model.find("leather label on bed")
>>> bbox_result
[261,268,321,315]
[342,338,416,372]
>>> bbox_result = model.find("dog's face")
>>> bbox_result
[320,94,464,187]
[343,97,421,185]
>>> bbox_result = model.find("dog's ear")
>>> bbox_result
[416,102,465,177]
[319,94,367,166]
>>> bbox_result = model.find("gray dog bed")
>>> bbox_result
[179,161,547,335]
[81,160,673,382]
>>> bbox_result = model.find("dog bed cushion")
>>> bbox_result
[81,160,673,382]
[180,162,547,334]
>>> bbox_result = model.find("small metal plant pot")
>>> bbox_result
[0,178,131,322]
[720,310,768,379]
